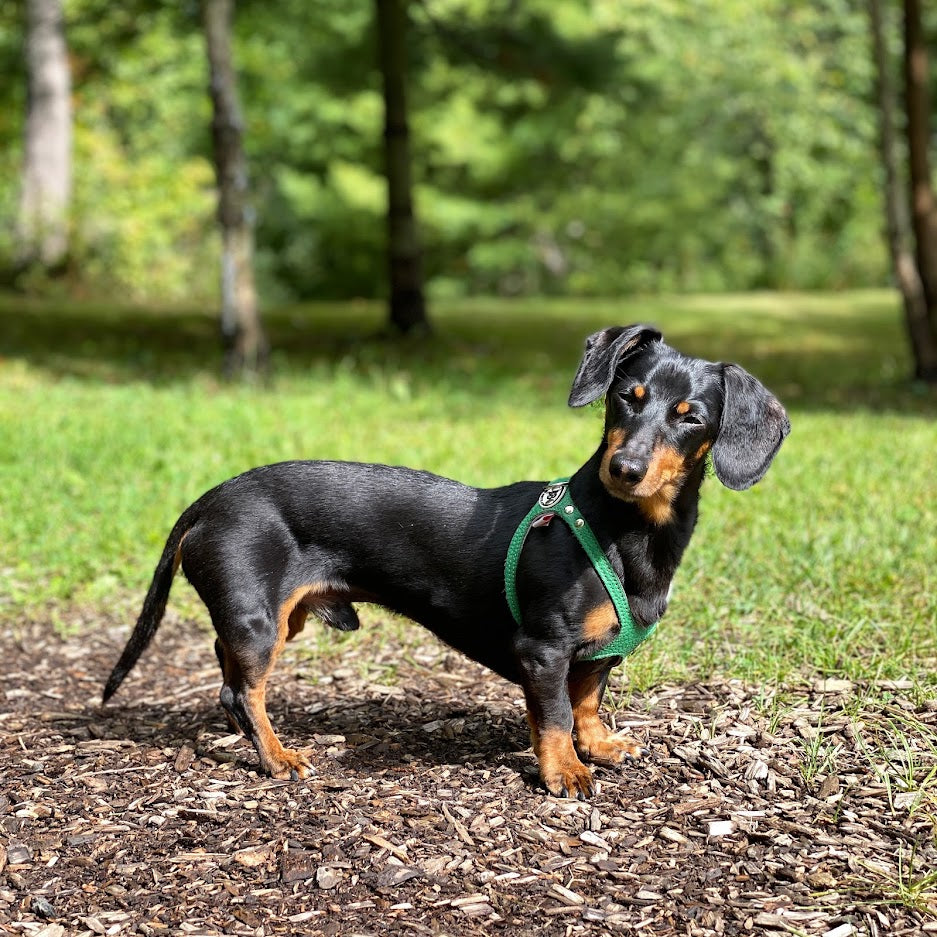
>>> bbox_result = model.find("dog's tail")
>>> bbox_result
[102,508,196,703]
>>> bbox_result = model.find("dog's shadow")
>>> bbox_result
[94,686,534,782]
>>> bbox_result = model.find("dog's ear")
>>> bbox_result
[712,364,790,490]
[568,325,662,408]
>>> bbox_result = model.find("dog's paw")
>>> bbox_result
[578,732,649,766]
[265,747,314,780]
[541,759,595,800]
[534,726,596,799]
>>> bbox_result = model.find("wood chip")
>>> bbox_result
[362,832,408,861]
[822,925,856,937]
[707,820,736,837]
[174,744,196,772]
[315,866,342,889]
[658,826,689,844]
[232,844,274,868]
[547,883,585,906]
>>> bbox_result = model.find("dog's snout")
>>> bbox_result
[609,452,648,484]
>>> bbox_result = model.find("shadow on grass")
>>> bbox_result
[2,291,934,413]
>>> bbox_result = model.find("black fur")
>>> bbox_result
[567,324,662,407]
[712,363,790,490]
[103,325,789,798]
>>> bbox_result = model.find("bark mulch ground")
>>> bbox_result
[1,613,935,937]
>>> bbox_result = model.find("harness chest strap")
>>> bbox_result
[503,479,658,661]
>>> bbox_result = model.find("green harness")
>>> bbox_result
[503,478,658,661]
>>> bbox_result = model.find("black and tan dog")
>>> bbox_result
[104,325,789,798]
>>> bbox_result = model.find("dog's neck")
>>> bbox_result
[568,447,707,627]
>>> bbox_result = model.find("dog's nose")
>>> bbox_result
[609,452,648,484]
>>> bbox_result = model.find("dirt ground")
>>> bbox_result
[1,612,935,937]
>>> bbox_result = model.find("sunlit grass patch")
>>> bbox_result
[1,290,935,693]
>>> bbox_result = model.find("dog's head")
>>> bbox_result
[568,325,790,523]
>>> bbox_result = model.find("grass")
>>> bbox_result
[1,289,935,694]
[857,846,937,916]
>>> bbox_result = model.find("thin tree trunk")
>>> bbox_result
[376,0,430,335]
[870,0,937,381]
[903,0,937,320]
[203,0,267,376]
[18,0,71,270]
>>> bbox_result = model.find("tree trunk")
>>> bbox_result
[870,0,937,381]
[203,0,267,376]
[903,0,937,321]
[376,0,430,335]
[18,0,71,270]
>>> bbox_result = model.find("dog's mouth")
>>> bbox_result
[602,472,678,502]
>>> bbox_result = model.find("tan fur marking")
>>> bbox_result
[632,444,687,526]
[276,583,331,649]
[569,670,647,765]
[221,582,335,779]
[694,440,712,461]
[533,724,594,798]
[599,432,690,524]
[244,682,312,779]
[569,668,605,749]
[582,601,617,645]
[172,530,189,575]
[633,384,646,399]
[676,400,690,415]
[632,444,686,496]
[599,428,628,493]
[637,490,678,525]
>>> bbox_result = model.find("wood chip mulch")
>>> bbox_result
[1,613,935,937]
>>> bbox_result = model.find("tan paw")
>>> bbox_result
[541,756,595,799]
[264,747,313,780]
[578,731,649,766]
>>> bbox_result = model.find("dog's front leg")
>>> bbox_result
[519,651,595,799]
[568,659,648,765]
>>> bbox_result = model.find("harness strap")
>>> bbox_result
[504,478,658,661]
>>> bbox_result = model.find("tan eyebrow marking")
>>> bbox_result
[675,401,690,414]
[633,385,646,399]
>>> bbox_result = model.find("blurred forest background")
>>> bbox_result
[3,0,937,377]
[0,1,926,296]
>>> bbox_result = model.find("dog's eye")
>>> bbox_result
[674,402,704,425]
[619,385,646,404]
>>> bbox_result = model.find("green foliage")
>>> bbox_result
[0,0,926,298]
[1,292,935,691]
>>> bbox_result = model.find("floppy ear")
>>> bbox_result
[712,364,791,490]
[567,324,662,408]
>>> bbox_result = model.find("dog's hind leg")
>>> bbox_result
[214,637,245,735]
[214,601,313,780]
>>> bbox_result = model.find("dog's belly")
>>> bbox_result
[388,601,522,685]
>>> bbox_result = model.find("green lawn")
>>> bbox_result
[1,290,935,692]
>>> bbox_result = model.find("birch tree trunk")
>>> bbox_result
[203,0,267,376]
[376,0,430,335]
[869,0,937,381]
[18,0,71,270]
